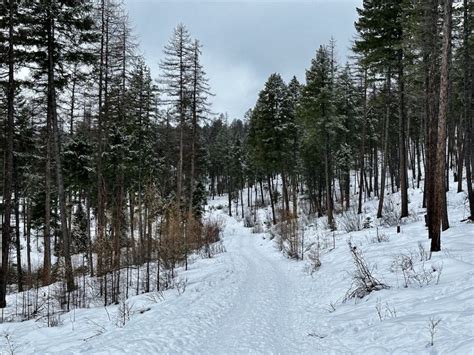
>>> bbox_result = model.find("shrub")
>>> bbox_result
[174,277,188,296]
[344,242,389,301]
[116,298,133,328]
[369,229,390,243]
[427,317,442,346]
[201,216,226,258]
[375,298,397,321]
[159,207,186,272]
[338,207,365,232]
[391,252,442,288]
[274,210,300,259]
[380,197,401,227]
[2,332,17,354]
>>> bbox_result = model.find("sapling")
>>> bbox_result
[427,317,442,346]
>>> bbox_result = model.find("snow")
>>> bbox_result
[1,180,473,354]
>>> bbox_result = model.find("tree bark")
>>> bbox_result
[377,68,392,219]
[431,0,453,252]
[14,162,22,292]
[358,69,367,214]
[398,50,409,218]
[268,176,276,224]
[47,4,74,290]
[1,0,16,308]
[462,0,474,219]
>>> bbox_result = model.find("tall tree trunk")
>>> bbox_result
[292,175,298,218]
[259,179,264,205]
[281,171,290,214]
[188,41,200,218]
[176,34,186,208]
[96,0,107,278]
[456,126,465,192]
[268,176,276,224]
[431,0,453,252]
[44,100,52,286]
[86,194,93,276]
[1,0,15,308]
[47,6,74,291]
[377,68,392,219]
[463,0,474,219]
[416,137,422,188]
[14,162,22,292]
[358,69,367,214]
[374,145,379,197]
[325,132,334,229]
[129,193,136,264]
[228,178,232,217]
[398,50,409,218]
[425,0,440,231]
[25,199,32,280]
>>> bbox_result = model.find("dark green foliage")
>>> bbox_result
[248,73,296,175]
[354,0,403,70]
[71,204,88,254]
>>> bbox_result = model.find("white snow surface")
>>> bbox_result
[1,182,474,354]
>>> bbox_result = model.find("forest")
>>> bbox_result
[0,0,472,351]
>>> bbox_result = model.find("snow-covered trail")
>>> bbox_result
[195,221,300,354]
[74,214,307,355]
[0,211,312,355]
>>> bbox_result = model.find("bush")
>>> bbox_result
[369,229,390,243]
[274,210,300,259]
[390,252,442,288]
[338,207,365,232]
[201,216,226,258]
[159,207,186,272]
[174,277,188,296]
[344,242,389,301]
[427,317,442,346]
[380,197,401,227]
[375,298,397,321]
[116,298,133,328]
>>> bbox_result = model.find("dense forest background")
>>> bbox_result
[0,0,472,315]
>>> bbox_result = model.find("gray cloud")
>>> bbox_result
[126,0,362,118]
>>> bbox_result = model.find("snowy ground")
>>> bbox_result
[1,181,473,354]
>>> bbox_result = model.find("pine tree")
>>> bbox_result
[299,46,341,228]
[248,73,294,223]
[287,76,302,217]
[461,0,474,219]
[0,0,18,307]
[27,0,97,291]
[335,63,360,210]
[160,24,193,209]
[188,39,211,217]
[431,0,454,252]
[354,0,409,219]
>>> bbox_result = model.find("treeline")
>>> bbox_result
[0,0,212,309]
[206,0,473,253]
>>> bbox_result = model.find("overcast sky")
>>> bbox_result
[125,0,362,119]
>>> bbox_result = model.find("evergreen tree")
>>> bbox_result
[248,73,294,223]
[160,24,193,208]
[354,0,409,219]
[299,45,341,228]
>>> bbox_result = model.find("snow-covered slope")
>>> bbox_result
[1,183,473,354]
